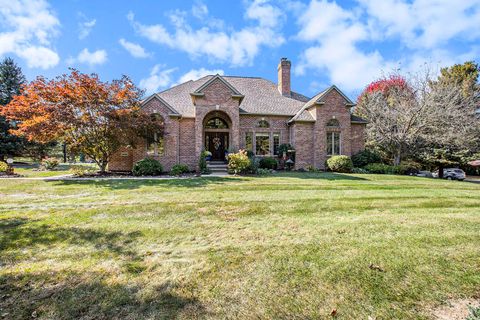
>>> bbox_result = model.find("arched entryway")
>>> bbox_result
[203,111,231,161]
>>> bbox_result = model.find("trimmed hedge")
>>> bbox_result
[259,157,278,170]
[133,158,163,176]
[352,149,382,167]
[364,163,394,174]
[327,155,353,173]
[170,164,189,176]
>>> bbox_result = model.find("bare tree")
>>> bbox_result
[356,67,480,169]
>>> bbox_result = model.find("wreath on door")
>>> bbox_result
[213,137,221,150]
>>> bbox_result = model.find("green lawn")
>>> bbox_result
[12,163,95,178]
[1,173,479,319]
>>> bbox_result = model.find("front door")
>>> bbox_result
[205,132,229,161]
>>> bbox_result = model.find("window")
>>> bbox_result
[257,119,270,128]
[205,117,228,129]
[147,113,164,156]
[327,132,341,155]
[147,132,164,156]
[273,133,280,155]
[255,133,270,155]
[326,119,340,127]
[245,132,253,151]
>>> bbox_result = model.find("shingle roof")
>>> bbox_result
[152,75,306,117]
[351,114,368,123]
[147,75,366,124]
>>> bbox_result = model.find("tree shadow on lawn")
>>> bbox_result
[1,217,207,318]
[264,171,369,181]
[0,272,206,319]
[0,217,141,258]
[49,176,237,190]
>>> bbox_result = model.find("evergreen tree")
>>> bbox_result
[0,57,26,161]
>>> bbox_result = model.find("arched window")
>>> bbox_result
[147,114,164,156]
[258,119,270,128]
[205,117,229,129]
[326,119,340,127]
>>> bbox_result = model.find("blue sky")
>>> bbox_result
[1,0,479,98]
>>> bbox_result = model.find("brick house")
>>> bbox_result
[109,58,367,172]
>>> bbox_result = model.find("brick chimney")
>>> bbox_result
[277,57,291,97]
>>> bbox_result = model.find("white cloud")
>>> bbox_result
[358,0,480,49]
[17,46,60,69]
[295,0,391,92]
[119,38,150,58]
[127,0,284,66]
[177,68,224,84]
[0,0,60,69]
[67,48,107,66]
[192,1,208,19]
[245,0,284,28]
[78,15,96,40]
[139,65,177,94]
[295,0,480,92]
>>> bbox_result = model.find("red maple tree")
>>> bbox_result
[2,69,162,172]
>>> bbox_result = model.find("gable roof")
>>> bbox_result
[289,85,356,123]
[147,75,307,117]
[141,94,181,115]
[191,74,243,97]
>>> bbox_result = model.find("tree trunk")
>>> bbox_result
[438,164,444,178]
[62,143,67,163]
[393,149,402,166]
[99,163,107,174]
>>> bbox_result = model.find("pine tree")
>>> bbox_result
[0,57,26,161]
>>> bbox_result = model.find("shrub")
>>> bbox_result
[259,157,278,170]
[227,150,251,174]
[399,160,422,175]
[198,150,209,174]
[42,157,60,170]
[306,165,320,172]
[0,162,7,172]
[351,149,382,167]
[327,155,353,173]
[257,168,274,175]
[352,167,368,174]
[364,163,395,174]
[133,158,163,176]
[170,164,189,176]
[70,165,97,177]
[277,144,294,158]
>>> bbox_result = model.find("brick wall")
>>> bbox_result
[312,89,353,169]
[108,97,180,172]
[179,118,197,169]
[291,122,314,169]
[350,123,366,155]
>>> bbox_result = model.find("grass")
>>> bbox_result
[0,172,479,319]
[11,163,95,178]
